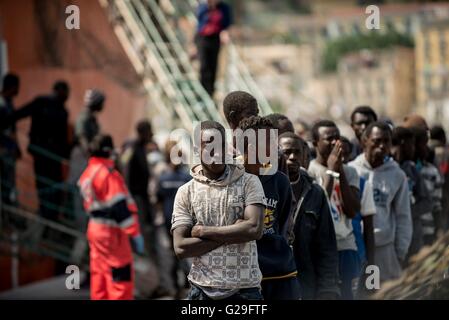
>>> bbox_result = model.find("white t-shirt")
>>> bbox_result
[360,178,376,217]
[308,160,359,251]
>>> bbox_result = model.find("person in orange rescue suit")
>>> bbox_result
[78,134,144,300]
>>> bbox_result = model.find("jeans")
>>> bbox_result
[187,284,263,301]
[338,249,360,300]
[261,277,301,300]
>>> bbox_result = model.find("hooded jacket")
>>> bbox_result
[349,155,412,260]
[288,169,339,299]
[171,164,265,290]
[257,171,297,279]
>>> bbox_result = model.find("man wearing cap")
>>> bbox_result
[76,89,105,154]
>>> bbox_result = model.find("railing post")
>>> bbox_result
[11,232,19,289]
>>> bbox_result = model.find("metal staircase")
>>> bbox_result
[1,203,88,268]
[99,0,227,132]
[172,0,273,116]
[99,0,273,132]
[0,141,89,271]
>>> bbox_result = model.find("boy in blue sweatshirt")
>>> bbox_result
[237,116,300,300]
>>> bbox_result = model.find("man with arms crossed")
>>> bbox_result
[172,121,265,300]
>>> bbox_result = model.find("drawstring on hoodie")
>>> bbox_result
[190,164,244,226]
[225,185,229,224]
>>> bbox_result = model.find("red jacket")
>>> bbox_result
[78,157,141,265]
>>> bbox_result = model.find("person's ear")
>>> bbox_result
[361,134,368,146]
[228,110,238,126]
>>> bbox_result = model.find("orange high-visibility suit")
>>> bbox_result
[78,157,141,300]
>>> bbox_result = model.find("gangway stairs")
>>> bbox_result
[99,0,227,132]
[170,0,273,116]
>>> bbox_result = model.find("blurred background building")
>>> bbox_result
[237,0,449,131]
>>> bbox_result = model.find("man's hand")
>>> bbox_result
[191,225,203,238]
[192,219,248,238]
[131,234,145,256]
[173,226,223,259]
[189,46,198,60]
[188,204,264,244]
[327,141,343,173]
[220,30,230,44]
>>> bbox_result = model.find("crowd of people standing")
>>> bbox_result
[171,92,449,301]
[2,70,449,300]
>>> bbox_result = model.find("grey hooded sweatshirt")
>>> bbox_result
[349,154,412,261]
[171,164,265,290]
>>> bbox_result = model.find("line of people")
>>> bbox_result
[3,71,449,300]
[170,91,449,300]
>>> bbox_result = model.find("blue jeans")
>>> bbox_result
[187,284,263,300]
[338,250,361,300]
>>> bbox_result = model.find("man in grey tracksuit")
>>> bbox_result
[349,122,412,282]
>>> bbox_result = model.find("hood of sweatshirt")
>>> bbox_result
[349,153,412,260]
[351,153,400,173]
[190,164,245,186]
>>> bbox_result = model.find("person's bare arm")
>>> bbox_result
[363,215,375,265]
[191,204,265,244]
[173,226,223,259]
[324,143,341,197]
[327,141,360,218]
[338,175,360,219]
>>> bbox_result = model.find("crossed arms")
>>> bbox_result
[173,204,265,259]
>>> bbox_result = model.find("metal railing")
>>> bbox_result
[176,0,274,116]
[0,203,88,267]
[99,0,227,132]
[1,140,88,268]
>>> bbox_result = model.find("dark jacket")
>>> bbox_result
[126,140,150,196]
[257,171,297,278]
[401,160,431,220]
[0,96,19,155]
[197,1,232,34]
[14,95,70,159]
[288,169,339,299]
[157,167,191,230]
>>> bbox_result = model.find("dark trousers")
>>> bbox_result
[132,193,157,257]
[188,284,263,300]
[0,153,16,205]
[338,250,360,300]
[33,155,63,221]
[198,34,221,97]
[261,277,301,300]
